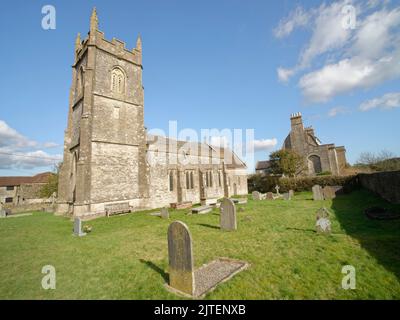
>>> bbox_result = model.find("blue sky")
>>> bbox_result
[0,0,399,176]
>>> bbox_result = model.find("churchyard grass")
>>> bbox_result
[0,189,399,299]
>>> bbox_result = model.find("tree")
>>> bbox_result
[269,149,305,177]
[39,162,62,198]
[355,150,399,172]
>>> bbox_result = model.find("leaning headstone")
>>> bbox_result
[322,186,336,200]
[315,207,331,234]
[312,185,324,200]
[161,207,169,219]
[168,221,194,296]
[266,192,274,200]
[220,198,237,231]
[73,217,87,237]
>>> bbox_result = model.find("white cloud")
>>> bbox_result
[274,1,400,101]
[299,52,400,102]
[328,106,349,117]
[274,6,310,38]
[0,119,62,170]
[248,138,278,152]
[277,67,296,83]
[359,92,400,111]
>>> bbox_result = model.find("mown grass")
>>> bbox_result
[0,189,399,299]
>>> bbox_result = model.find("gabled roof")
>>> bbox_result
[146,134,247,169]
[0,172,52,187]
[255,160,271,170]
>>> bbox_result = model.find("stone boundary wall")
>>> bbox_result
[358,171,400,204]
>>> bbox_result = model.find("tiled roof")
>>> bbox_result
[0,172,52,187]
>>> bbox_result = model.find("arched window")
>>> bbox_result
[169,171,174,192]
[111,67,125,94]
[308,155,322,175]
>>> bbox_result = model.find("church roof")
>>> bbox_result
[147,134,247,169]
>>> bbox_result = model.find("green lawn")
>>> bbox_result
[1,189,399,299]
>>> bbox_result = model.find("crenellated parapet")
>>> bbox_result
[73,8,142,67]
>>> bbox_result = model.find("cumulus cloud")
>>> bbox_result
[359,92,400,111]
[299,52,400,102]
[247,138,278,152]
[0,119,62,170]
[274,1,400,102]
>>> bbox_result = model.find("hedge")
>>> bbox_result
[247,174,359,194]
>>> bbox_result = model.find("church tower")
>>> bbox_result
[57,8,148,216]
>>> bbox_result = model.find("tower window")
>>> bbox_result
[111,67,125,94]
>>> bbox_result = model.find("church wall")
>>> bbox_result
[90,141,139,205]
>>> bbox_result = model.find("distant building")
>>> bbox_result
[0,172,52,205]
[283,113,346,176]
[256,113,347,176]
[255,161,272,175]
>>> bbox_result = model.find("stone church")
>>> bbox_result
[57,9,248,217]
[283,113,347,175]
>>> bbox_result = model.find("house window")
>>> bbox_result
[111,67,125,94]
[5,197,13,203]
[169,171,174,191]
[6,186,14,191]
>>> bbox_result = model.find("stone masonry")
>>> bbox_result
[57,9,248,218]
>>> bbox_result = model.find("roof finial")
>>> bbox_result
[75,32,82,52]
[90,7,98,32]
[136,35,142,52]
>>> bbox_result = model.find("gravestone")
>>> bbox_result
[266,192,274,200]
[315,207,331,234]
[283,192,291,200]
[167,221,194,296]
[252,191,261,200]
[73,217,87,237]
[220,198,237,231]
[275,185,280,196]
[161,207,169,219]
[289,190,294,198]
[312,185,324,200]
[323,186,343,200]
[0,202,6,218]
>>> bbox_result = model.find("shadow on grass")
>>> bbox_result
[286,227,316,233]
[197,223,220,230]
[331,189,400,280]
[139,259,169,283]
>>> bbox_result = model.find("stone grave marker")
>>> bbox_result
[220,198,237,231]
[283,192,291,200]
[266,192,274,200]
[161,207,169,219]
[289,190,294,198]
[275,185,280,196]
[312,185,324,200]
[252,191,260,200]
[315,207,331,234]
[73,217,87,237]
[323,186,343,200]
[167,221,195,296]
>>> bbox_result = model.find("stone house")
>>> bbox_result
[57,9,248,218]
[282,113,347,175]
[0,172,52,205]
